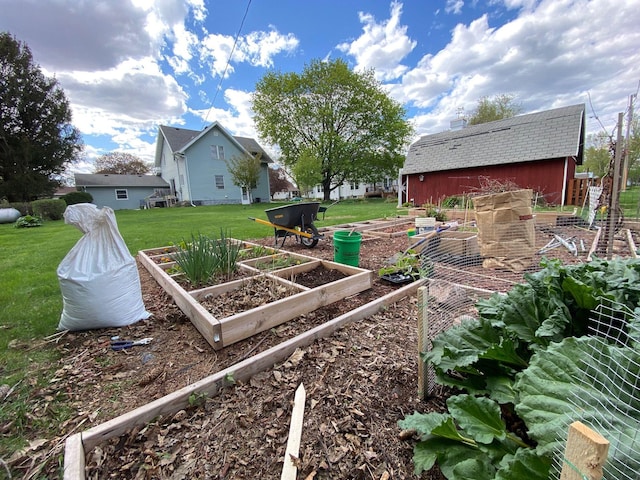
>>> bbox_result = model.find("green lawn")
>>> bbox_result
[0,199,402,457]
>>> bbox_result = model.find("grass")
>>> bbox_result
[0,198,402,458]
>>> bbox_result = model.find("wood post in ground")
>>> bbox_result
[417,285,430,399]
[281,383,306,480]
[560,421,609,480]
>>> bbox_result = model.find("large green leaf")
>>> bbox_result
[516,336,640,475]
[436,442,494,480]
[447,395,506,445]
[495,449,551,480]
[398,411,449,438]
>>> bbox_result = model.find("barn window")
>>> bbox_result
[115,189,128,200]
[215,175,225,189]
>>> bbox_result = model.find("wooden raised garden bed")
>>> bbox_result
[138,240,374,350]
[63,280,424,480]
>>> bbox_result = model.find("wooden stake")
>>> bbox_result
[560,421,609,480]
[63,434,85,480]
[281,383,306,480]
[417,286,429,399]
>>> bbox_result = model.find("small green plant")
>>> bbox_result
[238,245,273,260]
[172,229,242,286]
[188,391,207,407]
[14,215,43,228]
[254,254,306,270]
[378,250,433,279]
[421,203,447,222]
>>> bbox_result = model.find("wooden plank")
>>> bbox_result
[587,226,602,262]
[624,228,638,258]
[560,421,609,480]
[63,433,86,480]
[220,271,373,347]
[239,258,321,275]
[417,286,429,399]
[67,278,424,475]
[281,383,306,480]
[138,251,220,348]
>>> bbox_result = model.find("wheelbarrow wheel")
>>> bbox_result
[300,227,318,248]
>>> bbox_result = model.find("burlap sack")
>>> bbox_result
[472,189,535,272]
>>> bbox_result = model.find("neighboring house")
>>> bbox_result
[307,177,398,201]
[74,173,170,210]
[53,186,77,199]
[401,104,585,206]
[155,122,272,205]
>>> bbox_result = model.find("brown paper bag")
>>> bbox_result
[472,189,535,272]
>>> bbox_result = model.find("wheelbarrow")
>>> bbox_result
[249,202,324,248]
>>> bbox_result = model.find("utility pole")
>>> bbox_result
[621,93,635,191]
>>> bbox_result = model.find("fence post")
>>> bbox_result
[560,421,609,480]
[417,285,430,399]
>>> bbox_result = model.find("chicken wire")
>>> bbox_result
[550,302,640,480]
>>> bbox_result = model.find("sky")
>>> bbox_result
[1,0,639,175]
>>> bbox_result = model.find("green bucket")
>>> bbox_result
[333,230,362,267]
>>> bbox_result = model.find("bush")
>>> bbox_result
[1,202,32,215]
[62,191,93,205]
[31,199,66,220]
[15,215,43,228]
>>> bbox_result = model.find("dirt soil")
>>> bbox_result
[6,220,636,479]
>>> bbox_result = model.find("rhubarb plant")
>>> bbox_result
[402,257,640,479]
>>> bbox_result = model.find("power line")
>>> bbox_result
[203,0,252,126]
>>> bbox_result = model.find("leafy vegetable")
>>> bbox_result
[403,257,640,478]
[399,395,535,479]
[516,336,640,478]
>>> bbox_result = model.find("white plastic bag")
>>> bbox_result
[57,203,151,331]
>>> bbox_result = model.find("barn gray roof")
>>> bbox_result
[158,125,273,163]
[403,103,585,175]
[75,174,170,187]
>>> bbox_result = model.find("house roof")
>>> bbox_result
[75,173,170,188]
[157,124,274,163]
[403,103,585,175]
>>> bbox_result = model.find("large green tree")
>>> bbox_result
[467,93,523,125]
[252,59,413,201]
[577,131,612,178]
[0,33,82,202]
[94,152,151,174]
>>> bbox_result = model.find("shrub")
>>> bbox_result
[62,191,93,205]
[2,202,32,215]
[31,199,66,220]
[15,215,43,228]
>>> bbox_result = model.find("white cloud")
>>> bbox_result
[337,1,416,81]
[199,28,299,78]
[237,30,299,68]
[445,0,465,14]
[394,0,640,135]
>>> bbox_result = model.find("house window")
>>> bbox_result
[211,145,225,160]
[383,177,391,189]
[350,182,359,190]
[115,189,128,200]
[215,175,225,189]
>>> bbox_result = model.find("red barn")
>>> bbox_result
[401,104,585,206]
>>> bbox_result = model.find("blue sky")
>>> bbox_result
[1,0,639,174]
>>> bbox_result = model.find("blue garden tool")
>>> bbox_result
[110,337,153,351]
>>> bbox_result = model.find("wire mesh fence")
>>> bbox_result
[408,188,639,477]
[549,302,640,480]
